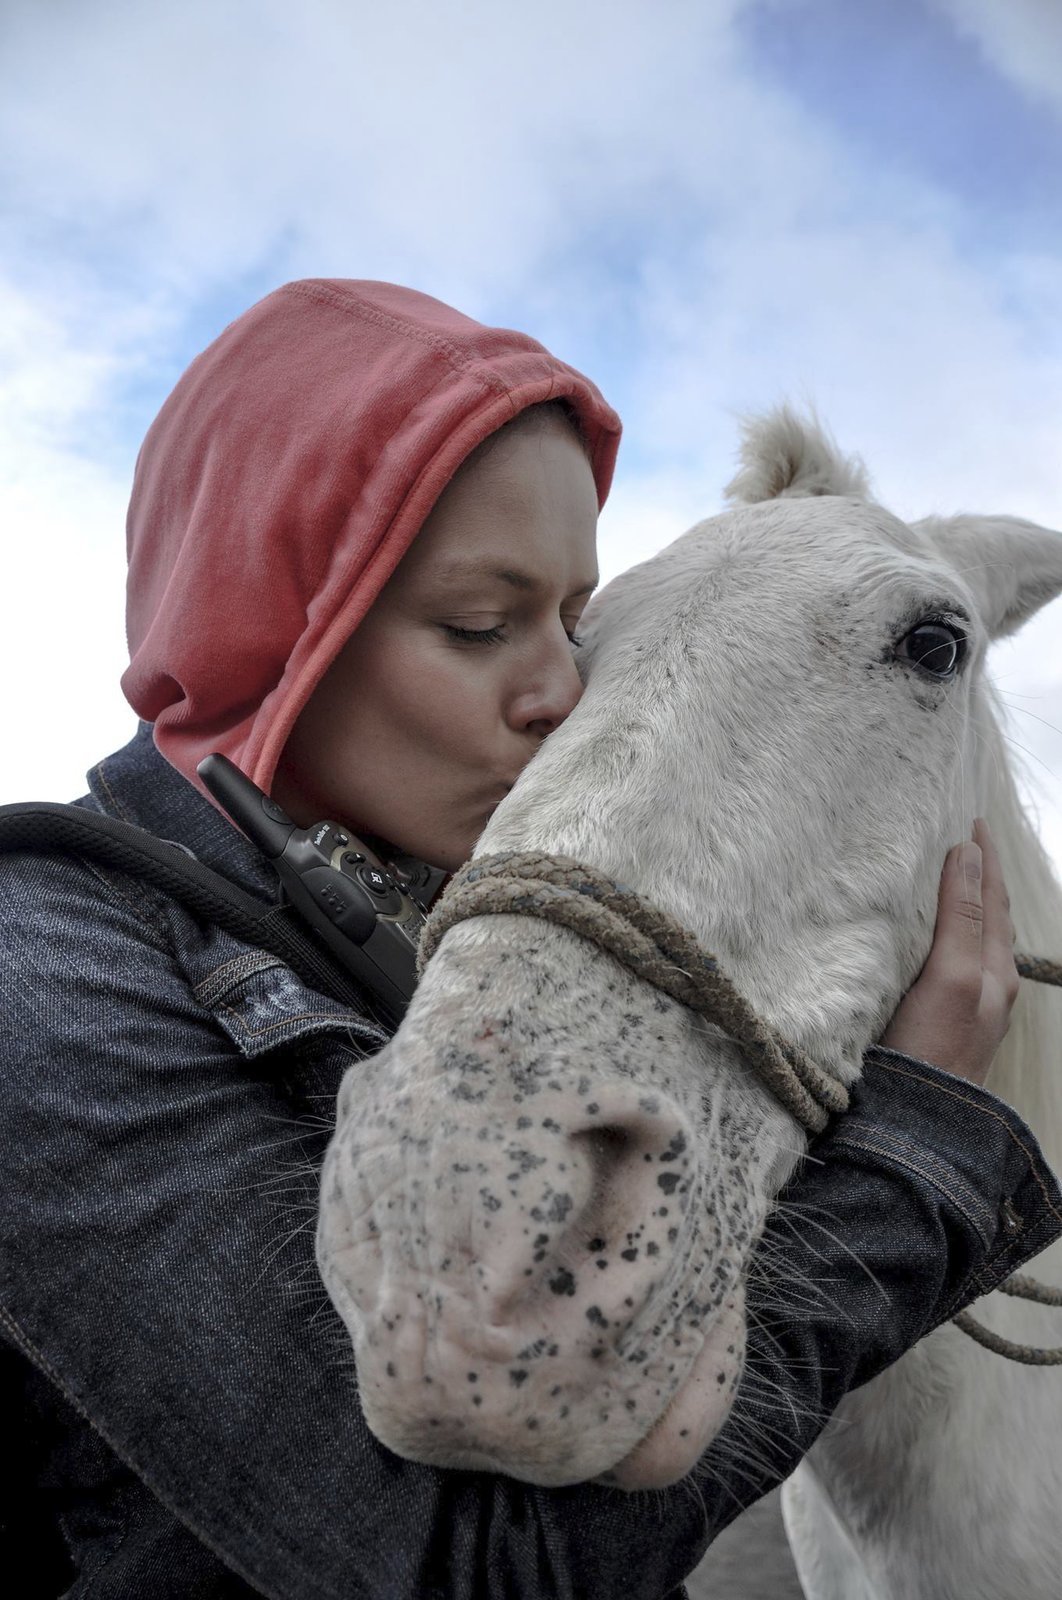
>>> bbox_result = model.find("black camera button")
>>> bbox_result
[356,864,403,914]
[358,864,395,897]
[261,795,292,825]
[342,850,365,869]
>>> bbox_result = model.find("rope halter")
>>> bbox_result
[418,849,1062,1365]
[418,850,848,1133]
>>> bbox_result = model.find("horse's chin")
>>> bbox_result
[347,1282,747,1491]
[600,1287,746,1491]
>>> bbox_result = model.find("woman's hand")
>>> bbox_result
[877,817,1021,1087]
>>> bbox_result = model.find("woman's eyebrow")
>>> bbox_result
[434,559,598,597]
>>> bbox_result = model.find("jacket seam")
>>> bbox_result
[284,281,512,396]
[871,1057,1062,1227]
[215,1002,365,1040]
[93,759,137,825]
[837,1119,991,1224]
[80,859,174,956]
[194,950,285,1004]
[829,1133,994,1244]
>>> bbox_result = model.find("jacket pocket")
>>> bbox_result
[193,948,389,1059]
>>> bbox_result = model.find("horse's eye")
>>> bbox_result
[896,619,967,679]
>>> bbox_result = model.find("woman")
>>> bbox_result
[2,279,1058,1598]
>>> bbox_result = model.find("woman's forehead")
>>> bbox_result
[400,427,600,588]
[428,555,598,596]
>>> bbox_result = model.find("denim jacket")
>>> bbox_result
[2,722,1060,1600]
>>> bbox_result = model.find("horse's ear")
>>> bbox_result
[724,406,871,504]
[915,514,1062,640]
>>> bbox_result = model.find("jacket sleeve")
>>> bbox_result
[673,1046,1062,1552]
[4,846,1061,1600]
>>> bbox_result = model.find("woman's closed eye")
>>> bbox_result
[440,622,583,647]
[442,623,508,644]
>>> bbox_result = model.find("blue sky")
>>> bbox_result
[745,0,1062,244]
[1,0,1060,865]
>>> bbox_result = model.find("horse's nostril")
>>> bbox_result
[580,1124,632,1157]
[571,1123,641,1190]
[571,1102,683,1162]
[569,1104,690,1226]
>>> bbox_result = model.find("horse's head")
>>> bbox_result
[317,409,1062,1489]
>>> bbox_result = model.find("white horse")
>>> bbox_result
[316,410,1062,1596]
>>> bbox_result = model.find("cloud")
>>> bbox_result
[932,0,1062,116]
[0,0,742,306]
[1,0,1059,881]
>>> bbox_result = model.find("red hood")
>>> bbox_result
[122,279,621,798]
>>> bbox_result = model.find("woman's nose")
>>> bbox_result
[508,636,584,737]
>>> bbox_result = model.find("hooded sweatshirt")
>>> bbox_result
[122,279,622,798]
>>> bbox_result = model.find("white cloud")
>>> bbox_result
[0,0,740,302]
[932,0,1062,116]
[0,452,132,800]
[0,280,167,797]
[1,0,1060,887]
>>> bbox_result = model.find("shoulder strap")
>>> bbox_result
[0,802,370,1013]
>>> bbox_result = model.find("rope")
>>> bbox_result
[1001,1273,1062,1307]
[419,849,1062,1365]
[951,1310,1062,1365]
[948,1273,1062,1365]
[418,852,850,1133]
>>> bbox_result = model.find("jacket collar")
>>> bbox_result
[85,721,279,901]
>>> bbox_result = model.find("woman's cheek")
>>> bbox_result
[433,647,503,719]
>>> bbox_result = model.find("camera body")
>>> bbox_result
[198,753,444,1020]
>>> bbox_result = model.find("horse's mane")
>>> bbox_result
[973,678,1062,1170]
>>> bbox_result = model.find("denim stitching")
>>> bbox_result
[942,1242,1032,1319]
[93,760,136,826]
[870,1055,1062,1227]
[839,1118,992,1232]
[194,951,285,1006]
[216,1003,365,1041]
[831,1133,994,1246]
[80,860,173,955]
[0,1304,104,1433]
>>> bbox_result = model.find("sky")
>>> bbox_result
[1,0,1061,869]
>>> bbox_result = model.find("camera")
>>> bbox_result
[198,754,445,1020]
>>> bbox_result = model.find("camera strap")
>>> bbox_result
[0,802,371,1013]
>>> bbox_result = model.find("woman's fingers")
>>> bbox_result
[939,833,983,984]
[877,817,1021,1086]
[974,817,1022,999]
